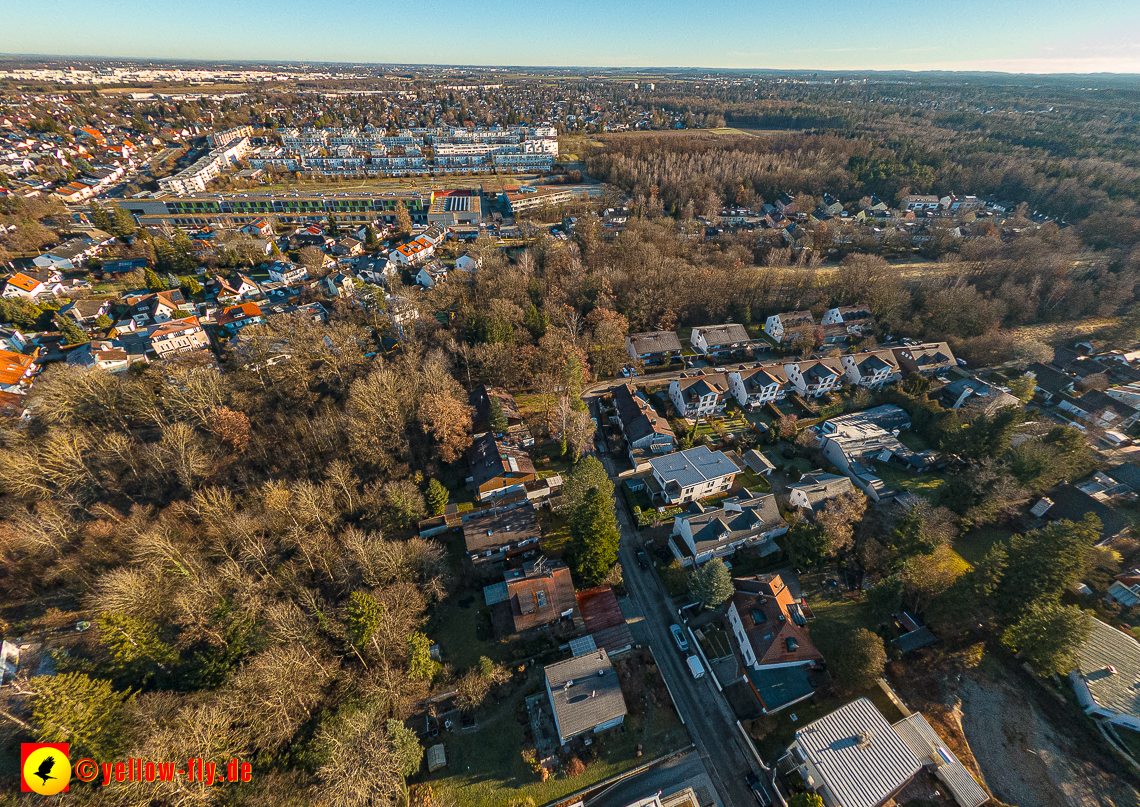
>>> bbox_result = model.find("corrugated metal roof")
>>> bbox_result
[1075,617,1140,720]
[892,713,988,807]
[795,698,921,807]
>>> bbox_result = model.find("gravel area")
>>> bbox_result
[960,675,1139,807]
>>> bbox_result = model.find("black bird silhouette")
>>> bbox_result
[33,755,57,785]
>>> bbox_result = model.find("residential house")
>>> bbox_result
[241,217,274,239]
[267,261,308,285]
[471,385,524,431]
[785,359,845,398]
[775,193,796,215]
[904,194,941,212]
[320,272,356,299]
[1071,618,1140,732]
[691,323,755,357]
[414,260,448,288]
[147,315,209,358]
[647,446,740,506]
[841,351,900,389]
[612,383,675,471]
[779,698,921,807]
[354,255,392,286]
[216,302,264,336]
[483,557,578,635]
[544,650,627,746]
[726,573,823,714]
[125,289,187,326]
[892,342,956,376]
[58,298,110,325]
[817,408,941,501]
[728,365,789,408]
[455,251,482,273]
[32,237,105,269]
[332,236,364,257]
[1037,483,1131,545]
[1071,390,1140,430]
[821,305,873,327]
[788,472,856,512]
[890,714,990,807]
[468,432,537,501]
[575,586,634,657]
[390,235,437,267]
[66,340,130,373]
[764,310,814,343]
[938,376,1021,415]
[1025,361,1076,402]
[206,274,259,304]
[820,194,844,215]
[462,502,543,568]
[3,272,61,299]
[625,331,683,366]
[0,348,37,394]
[670,490,787,567]
[669,372,729,418]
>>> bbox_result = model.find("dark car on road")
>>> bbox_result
[745,773,772,805]
[635,549,648,569]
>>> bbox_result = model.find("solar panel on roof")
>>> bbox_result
[569,635,597,656]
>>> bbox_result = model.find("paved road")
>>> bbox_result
[599,451,765,807]
[590,748,719,807]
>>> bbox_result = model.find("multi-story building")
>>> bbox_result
[669,372,729,418]
[647,446,740,506]
[728,366,788,408]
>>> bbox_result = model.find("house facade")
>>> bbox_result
[669,373,729,418]
[670,490,787,567]
[728,366,788,408]
[764,311,813,343]
[785,359,845,397]
[691,323,753,356]
[625,331,683,365]
[841,351,900,389]
[648,446,739,506]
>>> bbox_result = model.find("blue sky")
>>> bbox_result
[4,0,1140,73]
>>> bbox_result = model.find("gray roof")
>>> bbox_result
[743,449,776,474]
[680,491,786,556]
[628,331,682,354]
[695,323,750,347]
[545,649,627,742]
[1108,463,1140,492]
[649,446,740,489]
[891,713,989,807]
[788,472,855,509]
[794,698,921,807]
[1075,617,1140,720]
[613,384,674,445]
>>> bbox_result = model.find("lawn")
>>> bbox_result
[538,510,573,559]
[428,658,688,807]
[697,624,733,660]
[953,526,1013,568]
[1113,726,1140,761]
[872,462,947,502]
[897,430,931,451]
[425,585,510,670]
[692,413,753,441]
[736,469,772,493]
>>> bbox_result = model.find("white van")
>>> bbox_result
[686,655,705,679]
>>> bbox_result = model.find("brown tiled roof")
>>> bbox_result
[508,560,578,633]
[729,574,823,667]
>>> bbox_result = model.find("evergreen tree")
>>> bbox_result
[827,628,886,693]
[690,558,734,608]
[563,354,587,411]
[54,314,88,346]
[364,225,379,250]
[999,515,1101,613]
[425,478,449,516]
[570,486,621,585]
[386,718,424,777]
[1002,598,1091,676]
[559,456,614,514]
[144,268,167,292]
[488,398,508,433]
[327,214,341,236]
[97,613,177,683]
[31,673,133,759]
[345,591,384,650]
[407,631,439,681]
[779,520,829,569]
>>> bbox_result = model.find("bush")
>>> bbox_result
[566,757,586,777]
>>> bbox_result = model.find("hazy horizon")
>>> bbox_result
[4,0,1140,76]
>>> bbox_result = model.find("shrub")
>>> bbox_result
[566,757,586,777]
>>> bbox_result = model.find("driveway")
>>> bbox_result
[589,748,722,807]
[601,453,769,807]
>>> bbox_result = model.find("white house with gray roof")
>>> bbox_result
[691,323,753,356]
[544,649,627,745]
[841,351,900,389]
[728,366,788,408]
[648,446,740,506]
[670,490,787,567]
[669,373,729,418]
[785,359,845,398]
[788,472,856,511]
[1070,616,1140,731]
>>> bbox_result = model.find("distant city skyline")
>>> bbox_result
[3,0,1140,74]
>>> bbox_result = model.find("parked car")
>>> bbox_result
[745,773,772,805]
[635,549,649,569]
[686,654,705,678]
[670,624,689,652]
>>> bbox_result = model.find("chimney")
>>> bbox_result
[857,731,872,750]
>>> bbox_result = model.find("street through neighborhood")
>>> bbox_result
[598,448,767,807]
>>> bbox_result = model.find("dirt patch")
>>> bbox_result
[960,674,1139,807]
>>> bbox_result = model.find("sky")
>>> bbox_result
[3,0,1140,74]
